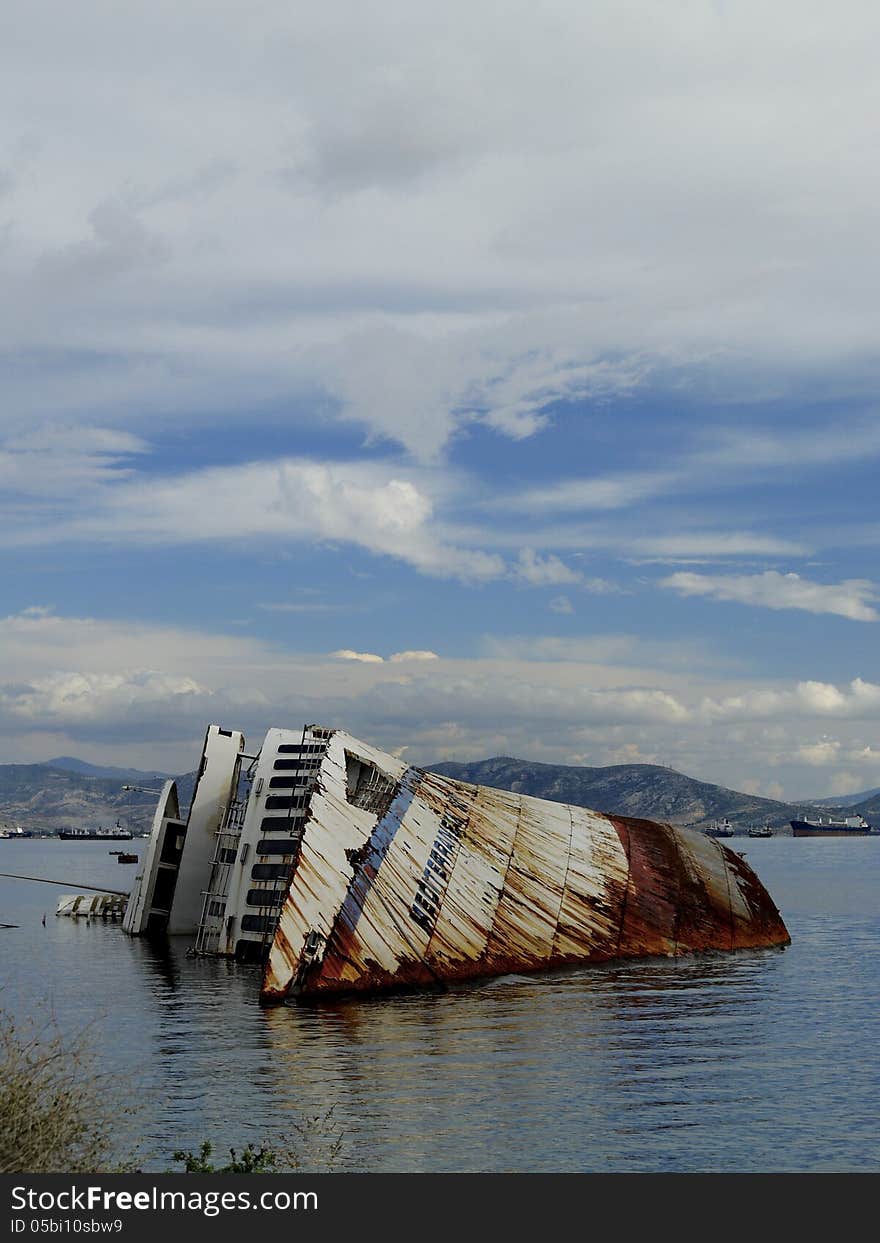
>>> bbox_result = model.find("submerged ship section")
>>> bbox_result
[123,724,790,1002]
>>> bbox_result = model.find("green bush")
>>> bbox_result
[170,1108,344,1173]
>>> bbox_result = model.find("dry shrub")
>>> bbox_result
[0,1011,132,1173]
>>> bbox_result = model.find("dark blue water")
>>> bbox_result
[1,837,878,1172]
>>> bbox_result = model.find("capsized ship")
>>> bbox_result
[123,724,790,1002]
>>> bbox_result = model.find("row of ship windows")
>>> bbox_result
[209,892,283,917]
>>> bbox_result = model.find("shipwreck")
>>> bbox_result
[123,724,790,1002]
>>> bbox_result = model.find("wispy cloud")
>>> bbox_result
[512,548,581,585]
[1,453,507,584]
[662,570,878,622]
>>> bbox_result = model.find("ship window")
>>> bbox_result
[251,863,290,880]
[246,889,285,907]
[260,815,303,833]
[268,776,308,790]
[241,914,274,934]
[265,795,309,811]
[256,838,301,855]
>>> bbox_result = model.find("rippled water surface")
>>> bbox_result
[2,837,878,1171]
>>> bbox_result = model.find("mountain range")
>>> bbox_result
[0,761,194,835]
[1,753,877,835]
[429,757,880,831]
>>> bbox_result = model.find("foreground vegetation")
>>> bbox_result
[1,1010,344,1173]
[0,1013,131,1173]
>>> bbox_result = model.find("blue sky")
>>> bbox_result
[2,1,879,799]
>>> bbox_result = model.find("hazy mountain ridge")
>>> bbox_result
[427,756,838,831]
[46,757,174,783]
[804,786,880,811]
[0,763,195,834]
[2,753,876,836]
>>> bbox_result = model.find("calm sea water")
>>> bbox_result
[1,836,878,1172]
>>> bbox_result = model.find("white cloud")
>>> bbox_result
[389,650,439,663]
[4,1,880,460]
[512,548,581,586]
[796,739,841,767]
[0,424,147,497]
[662,570,878,621]
[331,650,384,664]
[548,595,574,614]
[510,422,880,519]
[515,471,678,513]
[0,452,507,583]
[699,679,880,723]
[630,534,809,560]
[4,605,880,798]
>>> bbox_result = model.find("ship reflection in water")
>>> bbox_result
[128,928,793,1171]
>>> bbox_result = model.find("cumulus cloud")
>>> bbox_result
[4,605,880,798]
[548,595,574,614]
[662,571,879,621]
[699,679,880,723]
[796,739,841,767]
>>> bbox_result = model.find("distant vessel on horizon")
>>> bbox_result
[790,814,871,837]
[704,818,735,838]
[0,824,32,839]
[59,820,133,841]
[747,824,774,838]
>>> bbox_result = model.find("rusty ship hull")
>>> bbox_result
[122,724,790,1003]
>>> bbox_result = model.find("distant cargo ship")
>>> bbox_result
[60,822,133,841]
[703,818,735,838]
[747,824,774,838]
[790,814,871,837]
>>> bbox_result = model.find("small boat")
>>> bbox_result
[747,824,774,838]
[704,818,735,838]
[116,852,138,864]
[790,814,871,837]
